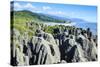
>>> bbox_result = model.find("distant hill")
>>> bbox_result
[11,10,69,23]
[41,13,71,21]
[11,10,70,36]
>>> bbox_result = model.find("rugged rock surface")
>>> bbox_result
[11,28,60,66]
[11,25,98,66]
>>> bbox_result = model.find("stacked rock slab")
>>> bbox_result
[11,25,98,66]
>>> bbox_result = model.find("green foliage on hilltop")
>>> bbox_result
[11,10,70,37]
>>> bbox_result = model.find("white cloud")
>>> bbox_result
[35,10,43,13]
[14,3,22,8]
[24,3,36,9]
[57,11,65,15]
[47,11,65,15]
[14,3,36,11]
[42,6,51,10]
[13,3,23,11]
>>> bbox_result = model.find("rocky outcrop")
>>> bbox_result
[11,28,60,66]
[11,25,98,66]
[28,36,60,65]
[58,29,97,62]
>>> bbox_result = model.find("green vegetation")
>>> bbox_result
[11,10,70,37]
[11,10,39,37]
[44,25,76,37]
[12,10,67,23]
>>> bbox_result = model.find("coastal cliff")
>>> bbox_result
[11,22,97,66]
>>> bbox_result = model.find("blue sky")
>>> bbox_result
[12,1,97,22]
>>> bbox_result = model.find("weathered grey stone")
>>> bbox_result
[29,36,60,64]
[38,50,42,64]
[11,24,98,66]
[60,60,67,63]
[41,49,47,64]
[24,56,29,65]
[87,39,97,61]
[43,33,56,45]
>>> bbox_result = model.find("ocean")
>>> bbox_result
[74,22,97,35]
[43,22,97,35]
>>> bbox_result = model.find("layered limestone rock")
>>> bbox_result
[11,26,98,66]
[11,29,60,66]
[28,36,60,65]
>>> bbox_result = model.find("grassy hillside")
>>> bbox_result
[11,10,70,37]
[11,10,40,37]
[12,10,66,23]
